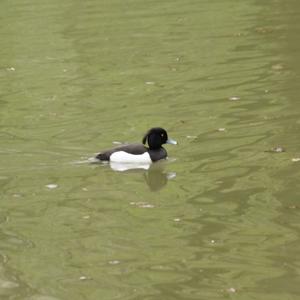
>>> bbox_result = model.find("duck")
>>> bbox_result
[95,127,177,163]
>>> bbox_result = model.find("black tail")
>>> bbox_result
[95,152,110,161]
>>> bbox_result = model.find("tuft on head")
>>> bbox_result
[142,130,149,145]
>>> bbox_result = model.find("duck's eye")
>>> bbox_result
[161,134,164,137]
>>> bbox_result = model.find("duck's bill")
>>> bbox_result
[166,138,177,145]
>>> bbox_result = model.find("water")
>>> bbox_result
[0,0,300,299]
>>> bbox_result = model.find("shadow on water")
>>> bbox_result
[94,160,176,191]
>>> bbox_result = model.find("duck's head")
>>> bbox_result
[142,127,177,150]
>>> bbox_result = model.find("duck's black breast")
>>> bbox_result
[148,147,167,162]
[96,143,148,161]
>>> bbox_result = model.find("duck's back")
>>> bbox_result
[96,143,148,161]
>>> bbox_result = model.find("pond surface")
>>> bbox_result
[1,0,300,299]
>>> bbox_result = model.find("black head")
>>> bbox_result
[142,127,176,150]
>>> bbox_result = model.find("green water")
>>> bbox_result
[1,0,300,299]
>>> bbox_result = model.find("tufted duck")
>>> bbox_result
[95,127,177,163]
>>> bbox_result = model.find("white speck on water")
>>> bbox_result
[186,135,197,139]
[63,69,67,72]
[292,158,300,162]
[139,203,154,208]
[130,202,154,208]
[276,147,284,152]
[211,240,216,244]
[46,184,58,189]
[174,218,181,222]
[79,276,87,281]
[227,287,237,293]
[145,81,155,85]
[289,205,297,209]
[82,188,88,191]
[7,67,15,71]
[109,260,120,265]
[218,128,226,132]
[166,172,176,180]
[269,146,285,153]
[82,215,90,219]
[112,141,123,145]
[229,96,240,101]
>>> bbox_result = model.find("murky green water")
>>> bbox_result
[1,0,300,299]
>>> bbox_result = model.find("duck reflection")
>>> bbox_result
[109,160,176,191]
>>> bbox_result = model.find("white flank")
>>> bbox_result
[110,151,152,163]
